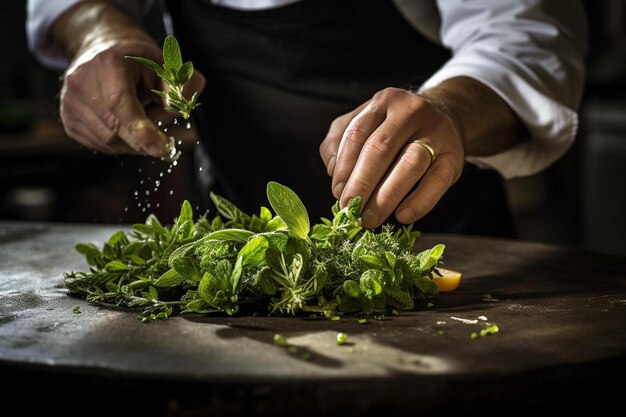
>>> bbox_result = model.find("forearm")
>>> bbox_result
[51,0,154,62]
[422,76,527,157]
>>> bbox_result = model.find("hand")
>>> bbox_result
[60,39,205,157]
[319,87,465,229]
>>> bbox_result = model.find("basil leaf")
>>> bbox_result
[125,56,164,78]
[266,181,310,240]
[416,244,446,271]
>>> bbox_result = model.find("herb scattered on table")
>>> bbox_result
[274,333,288,347]
[336,332,348,345]
[358,318,367,324]
[72,305,81,314]
[481,293,499,302]
[125,35,200,119]
[471,323,500,339]
[64,181,446,321]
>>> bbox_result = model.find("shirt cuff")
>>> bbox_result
[419,51,579,179]
[27,0,82,69]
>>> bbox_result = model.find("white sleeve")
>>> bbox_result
[420,0,587,179]
[26,0,153,70]
[27,0,82,69]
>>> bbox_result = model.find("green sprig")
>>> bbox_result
[125,35,201,119]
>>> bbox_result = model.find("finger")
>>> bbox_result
[61,95,119,154]
[99,75,169,157]
[360,139,434,228]
[395,154,458,223]
[320,101,369,177]
[338,114,418,209]
[331,103,385,199]
[71,97,139,154]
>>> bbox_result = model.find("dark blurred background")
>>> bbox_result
[1,1,625,255]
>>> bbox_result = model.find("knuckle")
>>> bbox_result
[376,187,402,207]
[431,164,456,189]
[342,127,368,147]
[400,143,431,167]
[364,134,394,155]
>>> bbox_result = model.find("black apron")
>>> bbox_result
[167,0,515,238]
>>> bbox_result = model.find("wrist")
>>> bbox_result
[51,0,155,63]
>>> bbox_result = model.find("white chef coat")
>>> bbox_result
[26,0,587,179]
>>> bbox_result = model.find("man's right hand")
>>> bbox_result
[52,1,205,157]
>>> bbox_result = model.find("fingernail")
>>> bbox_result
[361,208,379,228]
[396,207,414,223]
[327,155,336,176]
[333,182,345,199]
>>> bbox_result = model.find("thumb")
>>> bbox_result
[112,88,169,158]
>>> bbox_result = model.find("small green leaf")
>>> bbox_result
[125,56,164,77]
[479,324,500,337]
[383,287,414,310]
[177,61,194,84]
[171,257,202,282]
[105,261,129,273]
[177,200,194,225]
[416,244,445,271]
[343,280,363,298]
[336,332,348,346]
[274,333,288,347]
[210,192,250,223]
[266,182,310,240]
[72,305,81,314]
[239,235,269,267]
[415,277,438,295]
[360,270,383,298]
[154,268,185,287]
[202,228,255,243]
[162,35,183,71]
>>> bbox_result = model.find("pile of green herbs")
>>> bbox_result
[65,182,445,321]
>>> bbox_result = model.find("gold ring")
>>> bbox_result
[412,140,436,163]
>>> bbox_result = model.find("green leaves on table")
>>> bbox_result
[125,35,200,119]
[65,182,446,321]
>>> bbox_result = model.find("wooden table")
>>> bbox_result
[1,222,625,416]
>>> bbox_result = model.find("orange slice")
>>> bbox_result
[433,268,462,292]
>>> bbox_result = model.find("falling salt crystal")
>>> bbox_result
[196,140,200,145]
[124,207,128,212]
[177,140,182,146]
[155,180,160,186]
[167,169,172,173]
[436,321,446,325]
[156,203,160,208]
[140,180,144,184]
[134,191,139,196]
[138,168,142,173]
[169,190,174,195]
[159,172,163,177]
[186,122,191,129]
[163,128,168,133]
[173,161,178,167]
[154,188,158,192]
[195,206,200,211]
[145,190,150,196]
[199,167,203,172]
[157,121,163,127]
[173,118,179,125]
[478,316,488,321]
[147,203,151,208]
[142,208,146,212]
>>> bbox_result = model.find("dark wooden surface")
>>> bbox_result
[1,222,625,416]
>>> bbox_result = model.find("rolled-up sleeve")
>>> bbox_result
[420,0,587,178]
[27,0,82,69]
